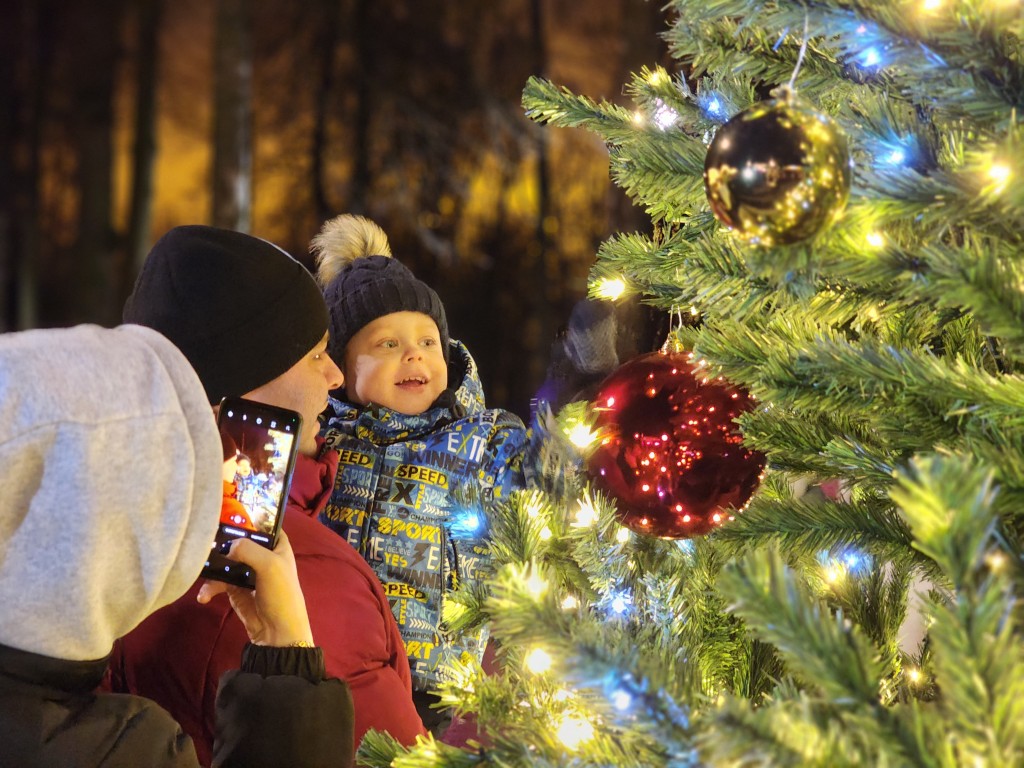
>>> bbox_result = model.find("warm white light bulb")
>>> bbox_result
[574,498,599,527]
[567,423,597,448]
[556,714,595,750]
[988,162,1011,191]
[986,551,1006,571]
[826,564,845,583]
[525,647,552,674]
[594,277,626,300]
[525,570,548,599]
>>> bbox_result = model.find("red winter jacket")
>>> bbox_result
[108,440,426,766]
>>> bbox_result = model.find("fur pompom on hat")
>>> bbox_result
[312,215,449,367]
[124,225,328,405]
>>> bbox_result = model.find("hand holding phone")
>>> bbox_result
[202,397,301,589]
[197,530,314,647]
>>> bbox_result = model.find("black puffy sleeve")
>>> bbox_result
[212,644,354,768]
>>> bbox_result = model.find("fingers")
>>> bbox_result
[197,579,228,604]
[227,536,275,570]
[272,529,294,557]
[226,530,296,570]
[197,530,312,648]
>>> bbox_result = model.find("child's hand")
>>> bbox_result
[197,531,315,648]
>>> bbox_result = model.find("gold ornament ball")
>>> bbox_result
[703,96,852,246]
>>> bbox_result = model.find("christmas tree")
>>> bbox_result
[361,2,1024,765]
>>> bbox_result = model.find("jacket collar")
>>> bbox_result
[287,436,341,518]
[0,642,108,695]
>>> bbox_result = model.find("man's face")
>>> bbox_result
[343,311,448,415]
[244,332,344,456]
[235,458,251,477]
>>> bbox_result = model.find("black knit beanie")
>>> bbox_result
[123,225,328,405]
[322,255,449,367]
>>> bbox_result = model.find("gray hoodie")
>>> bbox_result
[0,324,220,661]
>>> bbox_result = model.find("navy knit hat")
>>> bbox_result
[124,225,328,405]
[311,215,449,367]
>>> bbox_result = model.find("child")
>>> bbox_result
[312,215,528,734]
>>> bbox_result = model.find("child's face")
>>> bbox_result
[343,311,448,415]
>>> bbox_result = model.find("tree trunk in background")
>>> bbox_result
[212,0,252,231]
[348,0,372,216]
[126,0,163,284]
[0,2,19,330]
[527,0,553,407]
[69,0,123,325]
[11,0,51,331]
[311,0,342,222]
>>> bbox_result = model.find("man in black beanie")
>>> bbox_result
[123,225,335,454]
[112,225,427,765]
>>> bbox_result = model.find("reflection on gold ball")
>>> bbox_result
[703,96,852,246]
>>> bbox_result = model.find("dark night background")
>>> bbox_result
[0,0,671,418]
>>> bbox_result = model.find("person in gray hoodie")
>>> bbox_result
[0,323,353,768]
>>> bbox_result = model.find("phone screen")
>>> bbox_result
[202,397,302,588]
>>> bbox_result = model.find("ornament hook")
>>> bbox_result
[661,306,686,354]
[786,11,811,93]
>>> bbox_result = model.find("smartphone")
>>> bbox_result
[201,397,302,589]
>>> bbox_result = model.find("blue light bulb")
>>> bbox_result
[860,48,881,68]
[610,688,633,711]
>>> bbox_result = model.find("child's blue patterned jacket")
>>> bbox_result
[319,340,527,691]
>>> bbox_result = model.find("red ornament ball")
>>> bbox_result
[586,351,765,539]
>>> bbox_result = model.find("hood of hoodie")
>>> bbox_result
[327,339,485,444]
[0,324,221,661]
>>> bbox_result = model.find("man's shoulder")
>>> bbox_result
[281,511,392,618]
